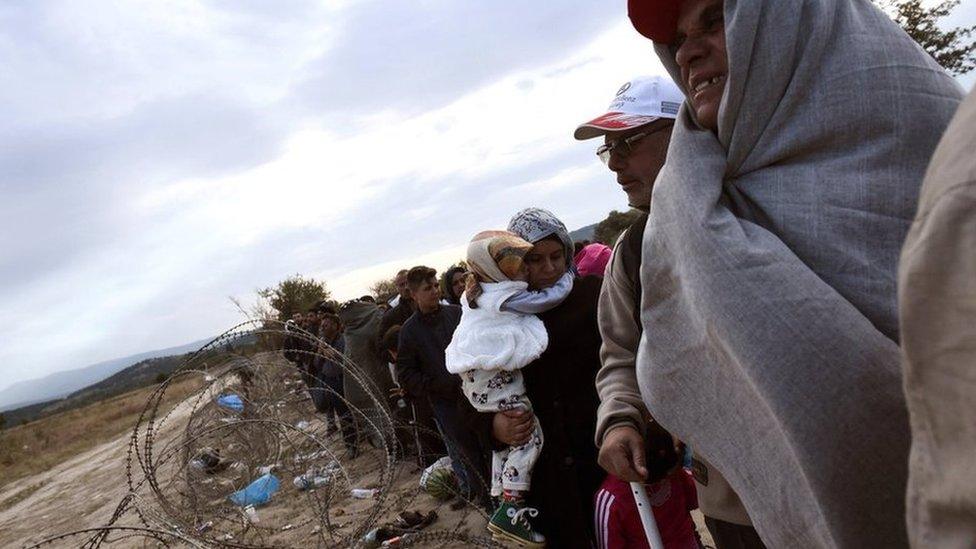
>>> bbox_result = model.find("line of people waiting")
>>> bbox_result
[283,0,976,546]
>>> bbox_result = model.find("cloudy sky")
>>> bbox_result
[2,0,974,392]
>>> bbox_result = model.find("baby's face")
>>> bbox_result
[510,262,529,282]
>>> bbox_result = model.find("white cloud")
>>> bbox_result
[4,0,972,398]
[0,7,667,393]
[325,243,468,301]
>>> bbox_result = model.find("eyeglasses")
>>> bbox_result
[596,122,673,164]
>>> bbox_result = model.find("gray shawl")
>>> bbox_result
[338,300,393,430]
[635,0,963,546]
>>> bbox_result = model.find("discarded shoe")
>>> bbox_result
[361,526,398,548]
[394,510,437,530]
[195,447,229,474]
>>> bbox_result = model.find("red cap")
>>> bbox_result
[628,0,682,44]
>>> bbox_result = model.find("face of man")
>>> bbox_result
[395,272,410,300]
[673,0,727,132]
[412,277,441,313]
[321,317,340,339]
[604,120,674,208]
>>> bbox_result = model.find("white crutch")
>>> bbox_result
[630,481,665,549]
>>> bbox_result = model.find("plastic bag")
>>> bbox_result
[216,394,244,413]
[229,473,280,506]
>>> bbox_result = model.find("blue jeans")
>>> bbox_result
[428,397,486,499]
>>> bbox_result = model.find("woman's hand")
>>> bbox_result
[492,409,534,446]
[598,425,648,482]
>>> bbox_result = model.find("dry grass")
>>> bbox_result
[0,376,202,491]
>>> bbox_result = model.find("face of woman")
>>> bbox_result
[451,272,466,298]
[523,237,567,290]
[672,0,728,132]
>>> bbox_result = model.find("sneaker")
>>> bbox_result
[486,501,545,548]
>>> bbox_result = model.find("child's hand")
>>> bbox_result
[598,425,648,482]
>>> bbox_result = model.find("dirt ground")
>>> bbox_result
[0,367,489,548]
[0,359,714,548]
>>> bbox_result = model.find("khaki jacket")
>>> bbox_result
[595,217,753,526]
[899,88,976,549]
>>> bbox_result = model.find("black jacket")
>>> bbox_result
[377,298,415,346]
[395,304,462,402]
[283,325,316,368]
[313,333,345,379]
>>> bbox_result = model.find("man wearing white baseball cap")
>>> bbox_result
[579,75,766,549]
[574,75,682,211]
[574,76,682,140]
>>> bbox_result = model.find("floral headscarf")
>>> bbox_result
[506,207,573,268]
[464,230,533,308]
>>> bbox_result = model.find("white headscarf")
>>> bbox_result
[634,0,963,546]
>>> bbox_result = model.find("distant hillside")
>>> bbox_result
[0,353,192,427]
[569,222,598,243]
[0,332,259,427]
[0,337,215,411]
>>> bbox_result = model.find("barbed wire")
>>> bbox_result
[24,320,504,548]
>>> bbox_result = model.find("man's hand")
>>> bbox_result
[492,409,534,446]
[598,425,648,482]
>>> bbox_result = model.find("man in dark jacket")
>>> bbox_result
[378,269,414,347]
[283,313,304,364]
[310,312,357,454]
[287,309,318,383]
[396,266,488,505]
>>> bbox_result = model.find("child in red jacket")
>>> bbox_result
[594,421,702,549]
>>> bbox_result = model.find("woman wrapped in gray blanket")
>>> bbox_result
[625,0,963,547]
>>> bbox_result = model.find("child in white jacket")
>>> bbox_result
[446,230,573,548]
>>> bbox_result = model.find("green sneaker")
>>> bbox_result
[486,501,546,548]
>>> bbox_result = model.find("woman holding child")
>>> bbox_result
[462,207,604,548]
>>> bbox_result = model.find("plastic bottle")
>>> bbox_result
[243,505,260,524]
[350,488,379,499]
[293,473,331,491]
